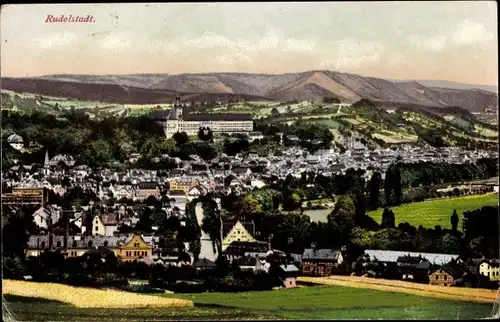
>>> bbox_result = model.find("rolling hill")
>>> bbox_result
[1,70,497,112]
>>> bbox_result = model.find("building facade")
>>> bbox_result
[151,97,254,138]
[25,233,153,263]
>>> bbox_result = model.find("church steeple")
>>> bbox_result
[43,149,50,176]
[44,149,49,167]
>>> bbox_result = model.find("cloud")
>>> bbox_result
[410,35,447,52]
[98,34,132,50]
[180,29,316,54]
[321,39,384,69]
[387,54,408,65]
[32,31,78,50]
[284,38,317,53]
[215,53,252,65]
[452,19,494,45]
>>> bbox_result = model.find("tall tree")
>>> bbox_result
[172,131,189,146]
[393,165,402,206]
[367,171,382,210]
[384,166,394,206]
[450,209,459,232]
[327,195,356,244]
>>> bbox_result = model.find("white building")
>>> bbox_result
[151,97,254,138]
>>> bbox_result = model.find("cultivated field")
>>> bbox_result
[2,280,193,309]
[3,282,494,320]
[159,284,493,320]
[367,193,499,230]
[372,131,418,144]
[297,276,496,304]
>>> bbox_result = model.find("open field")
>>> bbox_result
[297,276,497,304]
[2,280,193,309]
[3,295,272,321]
[304,208,333,222]
[367,193,499,230]
[372,131,418,144]
[3,282,494,320]
[474,124,499,138]
[462,176,499,185]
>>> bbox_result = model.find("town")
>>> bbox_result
[2,97,499,295]
[2,2,499,320]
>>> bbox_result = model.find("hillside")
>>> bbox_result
[391,79,498,93]
[2,71,497,112]
[0,77,269,104]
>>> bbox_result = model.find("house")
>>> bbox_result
[100,213,120,236]
[396,255,431,282]
[135,182,161,200]
[221,220,256,251]
[49,154,76,167]
[114,234,153,262]
[301,248,343,277]
[363,250,458,266]
[25,233,152,262]
[429,263,467,287]
[32,206,52,229]
[187,185,207,200]
[223,241,270,262]
[168,179,199,194]
[479,259,500,281]
[277,264,300,288]
[233,255,261,271]
[192,258,216,270]
[231,166,252,178]
[91,213,106,236]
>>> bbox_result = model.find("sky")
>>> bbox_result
[0,2,497,85]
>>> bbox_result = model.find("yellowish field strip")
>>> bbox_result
[297,276,497,304]
[2,280,193,308]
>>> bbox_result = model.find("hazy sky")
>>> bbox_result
[1,2,497,85]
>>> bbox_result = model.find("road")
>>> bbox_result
[195,203,218,261]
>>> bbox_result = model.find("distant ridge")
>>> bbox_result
[390,79,497,94]
[2,70,497,112]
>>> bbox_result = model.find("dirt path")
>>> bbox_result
[297,276,498,304]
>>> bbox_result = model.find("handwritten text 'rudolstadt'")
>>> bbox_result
[45,15,95,23]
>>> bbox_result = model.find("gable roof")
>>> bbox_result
[302,248,341,261]
[434,263,467,279]
[193,258,216,268]
[364,250,458,266]
[234,256,258,267]
[100,213,119,226]
[223,241,269,256]
[222,220,255,239]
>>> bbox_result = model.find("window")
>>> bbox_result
[95,226,98,231]
[435,275,438,280]
[56,241,61,247]
[41,241,46,248]
[88,240,93,248]
[72,241,77,248]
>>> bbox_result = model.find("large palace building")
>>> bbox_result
[151,97,254,138]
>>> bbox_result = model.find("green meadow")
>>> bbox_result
[368,193,499,230]
[4,284,494,321]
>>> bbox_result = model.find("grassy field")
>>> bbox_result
[372,132,418,144]
[304,208,333,222]
[298,276,497,303]
[4,282,495,321]
[368,193,498,230]
[2,280,192,308]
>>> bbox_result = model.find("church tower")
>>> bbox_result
[43,149,50,176]
[174,95,183,119]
